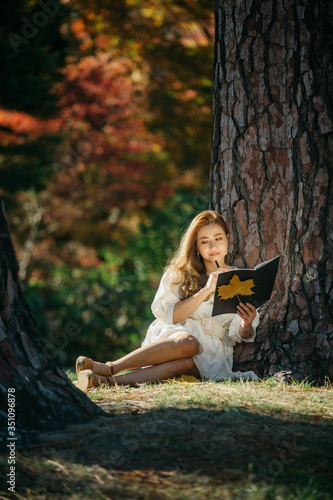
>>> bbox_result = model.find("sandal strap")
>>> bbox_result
[106,361,115,376]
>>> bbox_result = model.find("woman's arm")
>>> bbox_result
[172,268,228,324]
[172,287,211,324]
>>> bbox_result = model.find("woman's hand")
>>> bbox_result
[203,268,230,296]
[237,302,256,339]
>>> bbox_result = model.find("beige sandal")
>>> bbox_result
[75,369,114,392]
[75,356,115,377]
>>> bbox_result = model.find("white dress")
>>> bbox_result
[142,267,260,381]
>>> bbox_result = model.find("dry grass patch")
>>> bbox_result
[87,377,333,423]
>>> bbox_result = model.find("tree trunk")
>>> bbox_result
[210,0,333,382]
[0,197,103,451]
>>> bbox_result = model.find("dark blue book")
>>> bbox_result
[212,255,280,316]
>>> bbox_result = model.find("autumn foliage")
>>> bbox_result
[0,0,214,363]
[1,0,214,269]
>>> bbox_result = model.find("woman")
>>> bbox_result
[75,210,259,391]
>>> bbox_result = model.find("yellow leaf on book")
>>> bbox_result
[218,275,255,301]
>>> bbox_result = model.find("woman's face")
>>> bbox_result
[196,223,228,267]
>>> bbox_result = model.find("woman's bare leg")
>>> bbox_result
[111,335,200,375]
[112,357,201,386]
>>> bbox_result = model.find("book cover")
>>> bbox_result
[212,255,280,316]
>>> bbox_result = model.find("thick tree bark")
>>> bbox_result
[210,0,333,381]
[0,197,103,452]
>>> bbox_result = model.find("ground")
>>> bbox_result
[0,377,332,499]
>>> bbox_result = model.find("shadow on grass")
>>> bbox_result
[10,405,333,498]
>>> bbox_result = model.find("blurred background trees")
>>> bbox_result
[0,0,213,366]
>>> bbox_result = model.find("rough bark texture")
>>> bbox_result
[0,197,103,452]
[210,0,333,381]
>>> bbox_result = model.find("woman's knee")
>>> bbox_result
[175,335,200,357]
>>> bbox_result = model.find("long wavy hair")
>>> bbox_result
[167,211,229,299]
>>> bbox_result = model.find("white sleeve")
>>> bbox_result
[151,267,181,324]
[225,310,260,344]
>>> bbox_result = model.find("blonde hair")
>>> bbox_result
[167,210,229,299]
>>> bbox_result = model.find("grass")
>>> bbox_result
[0,377,332,499]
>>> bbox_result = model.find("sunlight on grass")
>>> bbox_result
[63,370,333,426]
[79,377,333,424]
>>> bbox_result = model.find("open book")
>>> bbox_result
[212,255,280,316]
